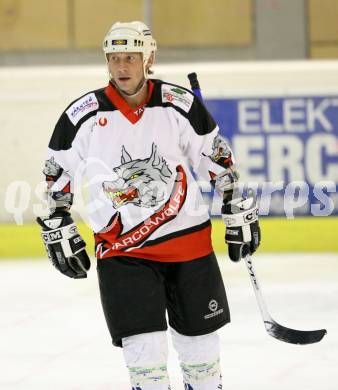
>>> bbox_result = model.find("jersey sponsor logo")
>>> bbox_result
[66,93,99,125]
[171,87,187,95]
[98,117,107,126]
[161,84,194,112]
[95,165,187,257]
[164,93,174,102]
[103,143,172,209]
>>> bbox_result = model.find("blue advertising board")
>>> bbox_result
[205,96,338,217]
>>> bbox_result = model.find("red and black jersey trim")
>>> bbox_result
[140,219,211,248]
[96,219,213,262]
[104,80,154,124]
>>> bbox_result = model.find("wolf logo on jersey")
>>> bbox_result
[103,143,172,209]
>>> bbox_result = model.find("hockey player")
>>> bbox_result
[37,21,260,390]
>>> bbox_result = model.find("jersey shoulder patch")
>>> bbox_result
[161,83,194,112]
[66,92,99,126]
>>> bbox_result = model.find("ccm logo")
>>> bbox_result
[69,225,77,235]
[43,230,62,242]
[244,209,258,223]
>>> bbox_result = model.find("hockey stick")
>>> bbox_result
[245,254,326,344]
[187,72,327,345]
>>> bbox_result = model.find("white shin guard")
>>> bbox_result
[171,328,222,390]
[122,331,171,390]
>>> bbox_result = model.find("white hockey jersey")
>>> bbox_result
[44,79,233,262]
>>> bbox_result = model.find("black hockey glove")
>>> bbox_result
[222,192,261,262]
[37,211,90,279]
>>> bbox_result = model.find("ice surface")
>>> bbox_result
[0,253,337,390]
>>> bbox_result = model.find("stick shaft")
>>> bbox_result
[244,254,272,322]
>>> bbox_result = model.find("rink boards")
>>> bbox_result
[0,217,337,258]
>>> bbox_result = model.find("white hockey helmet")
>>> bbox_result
[103,21,157,69]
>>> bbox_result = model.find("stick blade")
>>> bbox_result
[265,321,327,345]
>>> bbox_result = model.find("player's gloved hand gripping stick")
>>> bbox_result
[188,72,327,345]
[222,190,260,262]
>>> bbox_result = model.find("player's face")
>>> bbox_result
[108,52,144,94]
